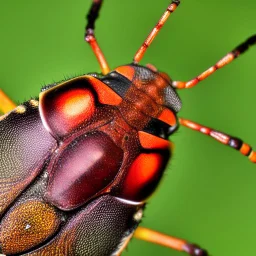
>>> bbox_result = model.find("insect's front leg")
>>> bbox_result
[85,0,110,74]
[0,89,16,114]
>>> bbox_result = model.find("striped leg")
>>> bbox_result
[133,0,180,64]
[172,35,256,89]
[0,89,16,114]
[179,117,256,163]
[134,227,208,256]
[85,0,110,74]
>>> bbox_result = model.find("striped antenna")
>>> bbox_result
[133,0,180,64]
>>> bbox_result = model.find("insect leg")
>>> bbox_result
[85,0,110,74]
[134,227,208,256]
[179,117,256,163]
[0,89,16,114]
[133,0,180,64]
[172,35,256,89]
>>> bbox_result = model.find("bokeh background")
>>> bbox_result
[1,1,256,255]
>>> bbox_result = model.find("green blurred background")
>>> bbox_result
[1,1,256,255]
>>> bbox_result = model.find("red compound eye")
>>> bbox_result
[120,149,170,202]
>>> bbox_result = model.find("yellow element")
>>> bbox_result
[0,89,16,114]
[0,113,9,121]
[15,105,26,114]
[133,209,143,222]
[29,99,39,107]
[134,227,186,251]
[0,201,60,255]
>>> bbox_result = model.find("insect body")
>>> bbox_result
[0,1,255,255]
[0,63,180,255]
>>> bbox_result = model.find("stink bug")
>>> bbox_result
[0,1,256,256]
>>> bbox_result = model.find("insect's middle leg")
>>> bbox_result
[85,0,110,74]
[0,89,16,114]
[134,226,208,256]
[179,117,256,163]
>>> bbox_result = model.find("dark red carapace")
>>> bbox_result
[0,63,180,255]
[0,0,255,255]
[40,64,179,210]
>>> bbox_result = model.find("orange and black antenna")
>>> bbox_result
[85,0,110,75]
[179,118,256,163]
[133,0,180,64]
[172,34,256,163]
[172,35,256,89]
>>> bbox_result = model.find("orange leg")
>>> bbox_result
[172,35,256,89]
[0,89,16,114]
[133,0,180,64]
[85,0,110,74]
[134,227,208,256]
[179,117,256,163]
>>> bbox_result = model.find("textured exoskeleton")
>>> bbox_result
[0,64,181,255]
